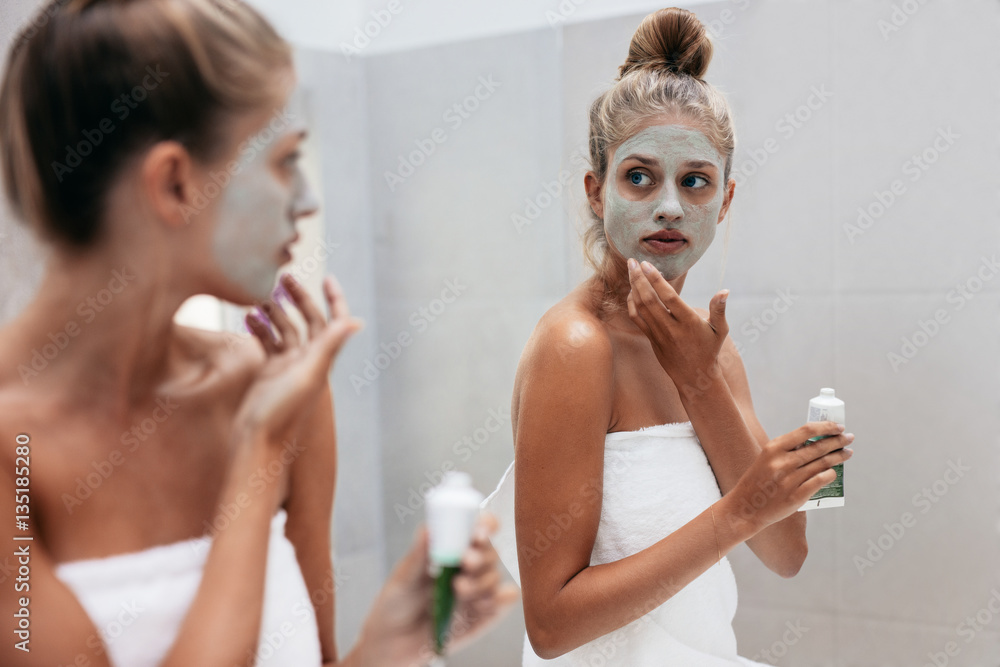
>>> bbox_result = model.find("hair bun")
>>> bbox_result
[618,7,713,80]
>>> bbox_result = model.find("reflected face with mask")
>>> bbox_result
[600,119,731,281]
[209,88,319,301]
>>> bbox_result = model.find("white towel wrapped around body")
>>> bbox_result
[54,509,322,667]
[483,421,769,666]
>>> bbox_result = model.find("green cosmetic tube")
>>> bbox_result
[425,472,484,656]
[798,388,847,511]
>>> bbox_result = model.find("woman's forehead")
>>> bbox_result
[613,122,723,167]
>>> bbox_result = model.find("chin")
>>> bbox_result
[221,274,279,306]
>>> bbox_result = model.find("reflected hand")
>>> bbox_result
[357,513,520,666]
[234,273,362,444]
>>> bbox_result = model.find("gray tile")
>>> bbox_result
[333,546,387,655]
[829,0,1000,294]
[834,294,1000,625]
[732,605,837,667]
[372,297,556,563]
[364,29,568,302]
[837,614,1000,667]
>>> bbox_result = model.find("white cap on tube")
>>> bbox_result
[426,472,484,568]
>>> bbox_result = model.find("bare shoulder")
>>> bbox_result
[511,288,617,435]
[520,293,614,378]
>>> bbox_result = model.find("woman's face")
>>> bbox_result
[209,87,318,301]
[602,120,729,280]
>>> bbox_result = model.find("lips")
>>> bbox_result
[281,232,300,252]
[642,229,687,254]
[278,232,299,263]
[643,229,685,242]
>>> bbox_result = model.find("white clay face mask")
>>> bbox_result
[603,123,726,280]
[212,88,318,300]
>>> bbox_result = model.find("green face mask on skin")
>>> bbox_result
[603,123,726,280]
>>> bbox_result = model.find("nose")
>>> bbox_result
[290,167,320,220]
[653,183,683,222]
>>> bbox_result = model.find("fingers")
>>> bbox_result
[453,514,517,627]
[394,524,431,588]
[627,259,676,345]
[778,421,845,452]
[312,315,363,372]
[626,291,655,341]
[323,275,352,323]
[260,294,300,349]
[473,511,499,537]
[455,513,502,600]
[708,289,729,337]
[310,275,361,361]
[793,433,853,470]
[801,446,852,479]
[280,273,326,338]
[454,566,501,604]
[631,259,696,320]
[627,259,673,321]
[459,514,498,575]
[246,309,280,355]
[788,437,852,491]
[797,466,840,500]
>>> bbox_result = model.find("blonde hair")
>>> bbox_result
[0,0,292,248]
[583,7,736,314]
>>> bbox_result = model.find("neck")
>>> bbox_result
[5,242,195,414]
[594,256,688,312]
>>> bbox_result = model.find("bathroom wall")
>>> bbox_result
[0,0,48,323]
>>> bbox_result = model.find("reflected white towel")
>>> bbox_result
[483,421,769,666]
[54,509,322,667]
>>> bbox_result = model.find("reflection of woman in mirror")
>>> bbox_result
[485,7,853,665]
[0,1,515,665]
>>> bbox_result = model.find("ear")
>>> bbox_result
[717,177,736,224]
[584,171,605,221]
[141,141,203,229]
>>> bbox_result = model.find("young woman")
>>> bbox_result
[0,1,515,665]
[484,7,853,665]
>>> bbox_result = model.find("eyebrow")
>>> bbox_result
[684,159,717,170]
[623,155,718,170]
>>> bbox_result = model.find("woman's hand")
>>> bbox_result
[726,421,854,533]
[355,513,520,666]
[625,258,729,385]
[234,273,362,444]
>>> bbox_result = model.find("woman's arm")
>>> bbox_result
[631,260,806,577]
[167,274,360,666]
[705,333,808,577]
[283,379,338,664]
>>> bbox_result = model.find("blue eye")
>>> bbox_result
[682,175,709,188]
[628,170,651,186]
